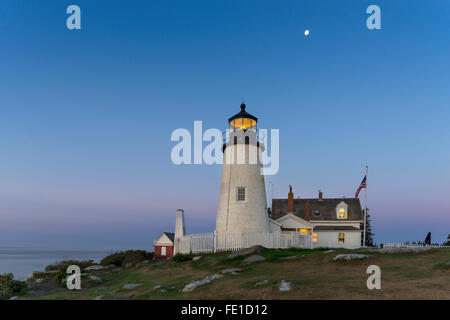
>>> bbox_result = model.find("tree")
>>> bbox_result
[361,208,375,247]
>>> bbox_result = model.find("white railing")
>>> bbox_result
[177,233,215,254]
[175,231,310,254]
[382,243,450,249]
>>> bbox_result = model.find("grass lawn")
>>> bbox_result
[23,247,450,300]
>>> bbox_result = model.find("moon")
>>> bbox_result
[304,30,310,36]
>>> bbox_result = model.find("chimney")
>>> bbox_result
[175,209,185,239]
[318,190,323,201]
[174,209,186,255]
[288,185,294,213]
[305,201,310,221]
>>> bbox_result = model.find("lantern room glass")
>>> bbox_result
[229,117,257,131]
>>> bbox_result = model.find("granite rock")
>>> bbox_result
[228,245,265,259]
[243,255,266,264]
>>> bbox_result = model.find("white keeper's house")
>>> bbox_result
[271,187,363,249]
[155,103,363,255]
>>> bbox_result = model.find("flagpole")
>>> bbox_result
[363,165,368,247]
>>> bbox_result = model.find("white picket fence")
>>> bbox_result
[175,231,310,254]
[383,243,450,249]
[177,233,215,254]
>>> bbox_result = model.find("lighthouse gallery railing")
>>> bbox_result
[222,130,266,145]
[175,231,310,254]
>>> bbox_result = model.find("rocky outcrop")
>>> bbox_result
[228,246,265,259]
[89,275,101,282]
[136,260,150,268]
[85,265,104,271]
[123,283,142,290]
[243,255,266,264]
[279,280,291,292]
[27,278,58,290]
[280,255,297,260]
[182,274,223,293]
[221,268,242,274]
[333,254,371,261]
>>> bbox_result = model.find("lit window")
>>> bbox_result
[336,202,348,219]
[313,232,318,243]
[161,246,166,256]
[338,233,345,244]
[237,187,246,201]
[297,228,308,233]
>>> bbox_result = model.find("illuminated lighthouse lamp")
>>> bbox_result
[228,103,257,131]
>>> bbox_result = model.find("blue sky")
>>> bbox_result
[0,0,449,249]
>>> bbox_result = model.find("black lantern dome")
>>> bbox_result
[228,103,257,131]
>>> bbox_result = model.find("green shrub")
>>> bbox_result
[28,259,96,286]
[45,259,95,272]
[100,250,154,267]
[0,273,27,300]
[434,261,450,270]
[172,253,194,262]
[28,271,58,281]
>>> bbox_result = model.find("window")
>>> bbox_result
[313,232,318,243]
[338,233,345,244]
[161,246,166,256]
[336,201,348,219]
[237,187,246,201]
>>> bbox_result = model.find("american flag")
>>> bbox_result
[355,175,367,198]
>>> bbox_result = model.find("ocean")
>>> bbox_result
[0,248,111,280]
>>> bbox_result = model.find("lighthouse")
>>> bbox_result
[215,103,270,235]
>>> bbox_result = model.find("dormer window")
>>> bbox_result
[336,201,348,219]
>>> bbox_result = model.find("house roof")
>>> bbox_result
[154,232,175,246]
[314,226,361,231]
[228,103,258,123]
[276,213,315,228]
[271,198,363,221]
[163,232,175,242]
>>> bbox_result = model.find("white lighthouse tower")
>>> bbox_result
[215,103,269,235]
